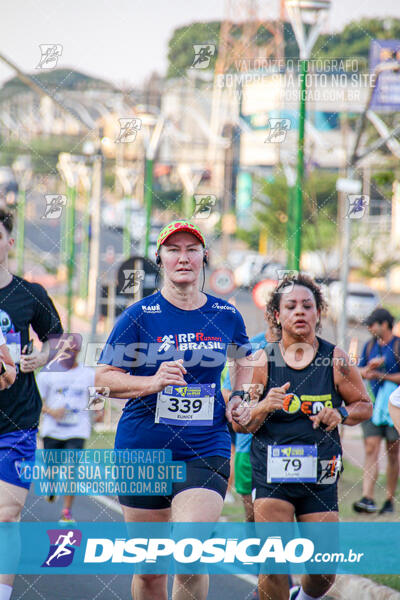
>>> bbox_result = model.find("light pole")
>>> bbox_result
[88,131,104,338]
[139,114,164,258]
[12,155,32,277]
[57,153,79,332]
[77,159,92,301]
[336,59,400,349]
[115,167,140,259]
[285,0,331,270]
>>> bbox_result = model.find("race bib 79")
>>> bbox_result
[267,444,318,483]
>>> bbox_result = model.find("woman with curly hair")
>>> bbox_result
[235,273,372,600]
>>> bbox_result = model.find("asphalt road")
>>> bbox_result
[15,491,257,600]
[24,195,128,275]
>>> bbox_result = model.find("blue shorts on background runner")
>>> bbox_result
[0,429,37,489]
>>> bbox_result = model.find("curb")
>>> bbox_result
[329,576,400,600]
[294,575,400,600]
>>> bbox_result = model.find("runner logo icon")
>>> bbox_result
[158,335,175,352]
[42,529,82,568]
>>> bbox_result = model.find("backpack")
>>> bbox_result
[364,336,400,426]
[365,336,400,365]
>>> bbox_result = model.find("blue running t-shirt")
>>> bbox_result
[98,291,250,460]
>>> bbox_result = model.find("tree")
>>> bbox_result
[166,21,299,79]
[237,170,338,254]
[356,236,399,279]
[312,18,400,68]
[0,69,114,101]
[167,22,221,79]
[166,18,400,79]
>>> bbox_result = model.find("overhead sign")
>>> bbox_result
[209,268,236,296]
[369,40,400,111]
[252,279,277,310]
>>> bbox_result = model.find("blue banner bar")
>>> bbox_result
[1,522,399,574]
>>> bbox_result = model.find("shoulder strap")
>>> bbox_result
[365,338,375,361]
[393,336,400,366]
[252,344,269,399]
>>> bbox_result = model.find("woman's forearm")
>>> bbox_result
[342,400,372,426]
[230,359,253,394]
[95,367,157,399]
[233,396,269,433]
[246,399,269,433]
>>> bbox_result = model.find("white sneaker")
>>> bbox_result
[289,586,301,600]
[225,491,235,504]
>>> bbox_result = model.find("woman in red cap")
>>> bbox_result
[96,220,252,600]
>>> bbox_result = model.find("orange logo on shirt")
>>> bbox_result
[283,394,301,414]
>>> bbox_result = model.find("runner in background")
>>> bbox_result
[237,274,372,600]
[222,296,238,504]
[389,387,400,434]
[355,308,400,515]
[96,220,252,600]
[0,208,63,600]
[37,333,100,523]
[222,324,278,522]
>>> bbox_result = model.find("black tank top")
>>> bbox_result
[252,336,342,463]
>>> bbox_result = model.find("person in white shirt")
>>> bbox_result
[36,334,98,523]
[389,387,400,435]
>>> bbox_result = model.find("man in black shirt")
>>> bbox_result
[0,209,63,600]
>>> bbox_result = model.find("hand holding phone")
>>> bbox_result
[22,340,33,355]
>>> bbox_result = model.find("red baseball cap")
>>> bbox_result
[156,220,206,252]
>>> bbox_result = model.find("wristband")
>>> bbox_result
[229,390,250,403]
[337,406,349,423]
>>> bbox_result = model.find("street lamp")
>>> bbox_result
[87,130,105,338]
[12,155,32,277]
[139,113,164,258]
[57,152,80,332]
[285,0,331,270]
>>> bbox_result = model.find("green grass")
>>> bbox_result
[338,459,400,522]
[364,574,400,592]
[221,493,248,522]
[86,430,116,449]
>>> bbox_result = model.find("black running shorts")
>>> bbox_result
[119,455,230,509]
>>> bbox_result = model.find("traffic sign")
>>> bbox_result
[209,268,236,296]
[252,279,277,310]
